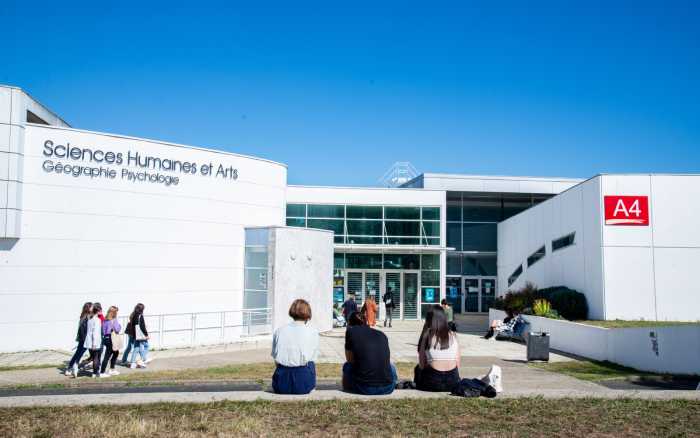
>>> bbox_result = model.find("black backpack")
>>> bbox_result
[450,378,497,398]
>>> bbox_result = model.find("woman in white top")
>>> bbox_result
[414,304,461,391]
[83,304,103,378]
[271,299,319,394]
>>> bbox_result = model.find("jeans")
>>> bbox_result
[413,365,460,392]
[272,362,316,395]
[68,344,87,369]
[342,362,397,395]
[121,335,134,363]
[130,340,149,364]
[384,307,393,327]
[100,336,119,373]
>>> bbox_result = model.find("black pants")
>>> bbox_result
[414,365,460,392]
[100,337,119,373]
[89,349,101,375]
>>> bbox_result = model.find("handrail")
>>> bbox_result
[116,308,271,350]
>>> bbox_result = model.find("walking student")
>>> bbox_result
[414,305,461,392]
[100,306,122,377]
[84,304,103,378]
[362,296,378,327]
[342,312,397,395]
[129,303,151,369]
[441,299,456,332]
[271,299,319,394]
[65,302,92,377]
[382,290,395,327]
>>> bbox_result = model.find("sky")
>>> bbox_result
[3,1,699,186]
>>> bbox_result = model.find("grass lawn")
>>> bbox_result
[0,364,61,372]
[1,398,698,437]
[576,320,700,329]
[531,360,655,381]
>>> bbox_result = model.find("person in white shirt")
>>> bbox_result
[83,304,103,378]
[271,299,319,394]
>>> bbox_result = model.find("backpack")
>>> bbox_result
[450,378,497,398]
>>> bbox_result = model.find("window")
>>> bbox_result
[447,223,462,251]
[527,245,546,267]
[508,265,523,287]
[421,254,440,270]
[345,253,382,269]
[384,254,420,270]
[462,255,497,276]
[552,232,575,252]
[462,196,502,222]
[334,253,345,269]
[285,204,441,246]
[286,204,306,218]
[462,223,497,252]
[308,204,344,218]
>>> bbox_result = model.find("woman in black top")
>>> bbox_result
[65,302,92,377]
[128,303,151,369]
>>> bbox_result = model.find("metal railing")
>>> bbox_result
[117,308,271,350]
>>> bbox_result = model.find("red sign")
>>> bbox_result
[604,196,649,226]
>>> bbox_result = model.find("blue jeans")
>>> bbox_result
[272,362,316,395]
[121,335,134,363]
[68,344,87,369]
[130,340,149,364]
[342,362,397,395]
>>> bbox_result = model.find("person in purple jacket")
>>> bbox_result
[99,306,122,377]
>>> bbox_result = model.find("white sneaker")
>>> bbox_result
[137,363,148,369]
[92,374,98,379]
[64,369,72,377]
[72,366,78,378]
[99,373,110,378]
[130,363,137,369]
[482,365,503,393]
[109,369,120,376]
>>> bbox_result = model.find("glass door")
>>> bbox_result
[385,272,401,320]
[347,271,364,306]
[480,278,496,312]
[446,277,462,313]
[403,272,419,319]
[463,278,480,313]
[365,272,381,311]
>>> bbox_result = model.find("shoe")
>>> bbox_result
[130,363,137,369]
[64,369,72,377]
[109,369,120,376]
[481,365,503,393]
[92,374,98,379]
[99,373,110,378]
[137,363,148,369]
[72,365,78,378]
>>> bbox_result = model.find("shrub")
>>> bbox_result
[533,299,551,317]
[493,283,588,320]
[538,286,588,320]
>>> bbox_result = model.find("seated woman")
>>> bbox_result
[414,305,461,392]
[484,310,516,339]
[271,299,319,394]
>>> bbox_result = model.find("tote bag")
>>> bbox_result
[111,330,124,351]
[135,315,148,341]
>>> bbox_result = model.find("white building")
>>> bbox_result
[0,85,697,352]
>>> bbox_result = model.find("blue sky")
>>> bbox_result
[3,1,699,186]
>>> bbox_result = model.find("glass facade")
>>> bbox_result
[286,204,441,246]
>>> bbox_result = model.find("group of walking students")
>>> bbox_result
[272,297,503,397]
[65,302,153,378]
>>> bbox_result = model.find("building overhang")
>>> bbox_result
[334,244,455,253]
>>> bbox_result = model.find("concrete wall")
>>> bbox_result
[269,227,334,333]
[601,174,700,321]
[489,309,700,375]
[0,123,286,352]
[497,177,605,319]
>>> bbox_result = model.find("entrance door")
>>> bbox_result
[445,277,462,313]
[385,272,401,320]
[344,270,420,320]
[403,272,419,319]
[462,277,497,313]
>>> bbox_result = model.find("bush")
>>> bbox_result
[538,286,588,320]
[533,299,551,317]
[493,283,588,320]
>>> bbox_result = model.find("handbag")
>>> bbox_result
[135,315,148,341]
[111,330,124,351]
